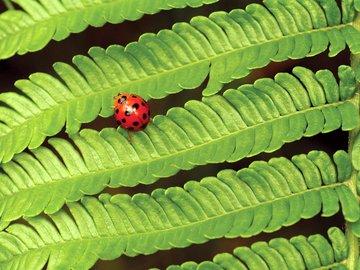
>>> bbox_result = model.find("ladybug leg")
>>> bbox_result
[127,130,133,144]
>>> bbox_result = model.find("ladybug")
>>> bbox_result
[114,93,150,143]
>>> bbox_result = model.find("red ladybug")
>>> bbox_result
[114,93,150,143]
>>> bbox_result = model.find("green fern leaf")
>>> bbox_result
[0,0,359,162]
[0,151,357,269]
[352,133,360,170]
[164,227,348,270]
[0,0,219,59]
[0,66,358,229]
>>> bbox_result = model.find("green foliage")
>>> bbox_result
[0,151,357,269]
[353,134,360,170]
[164,227,348,270]
[1,0,360,162]
[0,0,359,269]
[0,0,219,59]
[0,66,358,230]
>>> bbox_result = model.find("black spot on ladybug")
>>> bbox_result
[115,108,119,114]
[141,101,146,106]
[119,96,127,103]
[132,95,137,98]
[125,110,131,116]
[132,103,139,110]
[121,118,126,123]
[116,120,121,125]
[133,121,139,126]
[143,113,147,120]
[141,123,148,129]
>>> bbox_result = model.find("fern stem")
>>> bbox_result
[346,12,360,270]
[2,0,14,10]
[314,262,348,270]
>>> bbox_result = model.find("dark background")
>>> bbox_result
[0,1,348,269]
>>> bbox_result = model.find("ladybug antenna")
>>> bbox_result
[113,92,121,99]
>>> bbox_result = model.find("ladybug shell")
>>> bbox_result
[114,93,150,132]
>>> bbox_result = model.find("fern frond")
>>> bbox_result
[0,0,219,59]
[0,151,358,269]
[0,66,358,229]
[1,0,359,162]
[164,227,348,270]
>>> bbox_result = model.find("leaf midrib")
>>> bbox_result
[0,182,345,264]
[0,100,348,212]
[314,262,347,270]
[0,23,352,153]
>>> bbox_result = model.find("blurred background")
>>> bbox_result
[0,0,349,269]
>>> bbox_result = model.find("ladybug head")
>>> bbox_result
[113,93,129,107]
